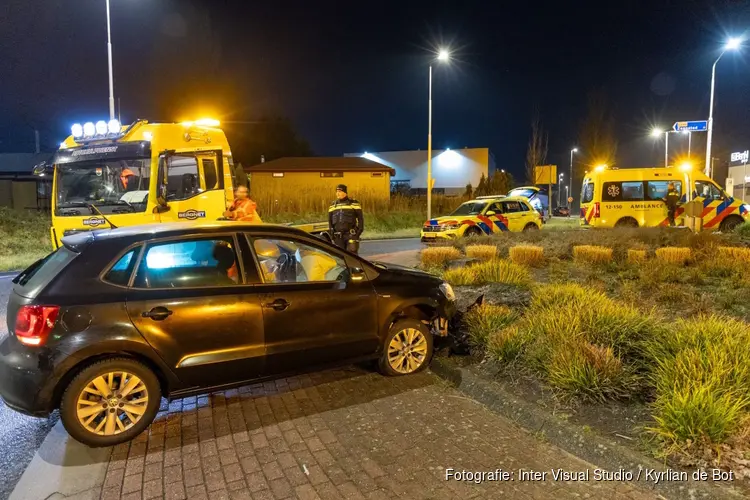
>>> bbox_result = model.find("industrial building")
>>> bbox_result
[344,147,496,196]
[0,153,53,211]
[245,157,396,202]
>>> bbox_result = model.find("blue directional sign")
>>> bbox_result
[673,120,708,132]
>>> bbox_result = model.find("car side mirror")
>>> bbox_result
[485,210,496,216]
[350,267,366,282]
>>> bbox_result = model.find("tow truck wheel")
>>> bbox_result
[379,319,433,376]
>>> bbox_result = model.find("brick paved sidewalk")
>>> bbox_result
[88,367,653,500]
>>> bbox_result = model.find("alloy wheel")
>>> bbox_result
[387,328,428,374]
[76,371,149,436]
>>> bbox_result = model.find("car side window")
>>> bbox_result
[252,238,348,283]
[103,247,140,286]
[133,237,240,288]
[519,202,530,212]
[502,201,522,213]
[485,202,503,214]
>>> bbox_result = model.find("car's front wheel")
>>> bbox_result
[59,358,162,447]
[379,319,433,376]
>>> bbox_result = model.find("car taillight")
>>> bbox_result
[15,305,60,346]
[593,202,600,218]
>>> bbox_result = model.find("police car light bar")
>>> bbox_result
[72,119,122,141]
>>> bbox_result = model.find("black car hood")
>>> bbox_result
[370,261,440,282]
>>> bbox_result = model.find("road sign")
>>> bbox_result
[534,165,558,185]
[673,120,707,132]
[568,196,573,203]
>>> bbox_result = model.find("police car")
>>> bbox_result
[421,195,543,241]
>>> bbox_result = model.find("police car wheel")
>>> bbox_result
[379,319,433,376]
[464,227,482,238]
[523,223,539,232]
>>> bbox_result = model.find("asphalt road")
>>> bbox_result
[0,237,423,499]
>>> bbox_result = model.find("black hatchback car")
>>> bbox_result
[0,223,455,447]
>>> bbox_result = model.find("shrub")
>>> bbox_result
[478,259,531,286]
[627,249,647,264]
[465,244,497,261]
[573,245,612,264]
[420,247,461,268]
[646,315,750,446]
[736,222,750,239]
[442,267,477,286]
[465,304,518,347]
[487,326,528,364]
[655,247,692,265]
[717,246,750,264]
[546,341,639,401]
[509,245,545,267]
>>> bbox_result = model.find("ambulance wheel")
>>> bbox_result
[720,216,744,233]
[464,227,482,238]
[615,217,638,228]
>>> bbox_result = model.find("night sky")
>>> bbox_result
[1,0,749,179]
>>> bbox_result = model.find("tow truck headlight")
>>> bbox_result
[439,282,455,301]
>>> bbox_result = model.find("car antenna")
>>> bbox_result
[87,203,118,229]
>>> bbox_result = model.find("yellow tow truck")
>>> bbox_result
[35,118,330,248]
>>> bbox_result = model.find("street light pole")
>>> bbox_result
[558,173,564,207]
[427,65,433,220]
[426,49,450,221]
[569,147,577,206]
[706,37,742,176]
[105,0,115,121]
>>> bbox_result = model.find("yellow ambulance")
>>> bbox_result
[579,164,749,231]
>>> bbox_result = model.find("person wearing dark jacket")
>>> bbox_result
[328,184,364,253]
[664,182,680,227]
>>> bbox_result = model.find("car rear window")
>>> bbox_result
[13,246,78,298]
[581,180,595,203]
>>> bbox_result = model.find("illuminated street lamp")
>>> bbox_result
[426,48,450,220]
[569,148,577,206]
[705,37,743,175]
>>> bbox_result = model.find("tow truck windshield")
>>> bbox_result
[55,158,151,215]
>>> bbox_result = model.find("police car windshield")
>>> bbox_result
[451,202,487,216]
[56,158,151,215]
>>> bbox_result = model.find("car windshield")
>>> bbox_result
[450,202,487,216]
[55,158,151,215]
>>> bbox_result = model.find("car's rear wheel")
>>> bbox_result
[379,319,433,376]
[523,223,539,232]
[720,215,744,233]
[60,358,161,447]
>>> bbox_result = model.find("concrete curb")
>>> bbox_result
[10,421,111,500]
[429,356,744,500]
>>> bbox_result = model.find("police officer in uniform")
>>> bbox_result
[328,184,364,254]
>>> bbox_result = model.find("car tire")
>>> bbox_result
[59,357,162,447]
[523,223,539,232]
[615,217,638,228]
[464,227,482,238]
[378,319,434,376]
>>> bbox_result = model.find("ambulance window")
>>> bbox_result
[695,181,723,201]
[581,181,595,203]
[647,181,682,201]
[621,182,644,201]
[203,159,218,190]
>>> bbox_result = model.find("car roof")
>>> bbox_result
[62,222,314,248]
[466,196,529,203]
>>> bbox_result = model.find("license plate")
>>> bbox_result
[422,232,437,238]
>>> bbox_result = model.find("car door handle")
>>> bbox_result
[141,307,173,321]
[263,299,290,311]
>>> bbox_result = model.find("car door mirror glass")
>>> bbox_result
[485,210,496,216]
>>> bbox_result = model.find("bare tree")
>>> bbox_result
[578,89,618,173]
[525,108,549,184]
